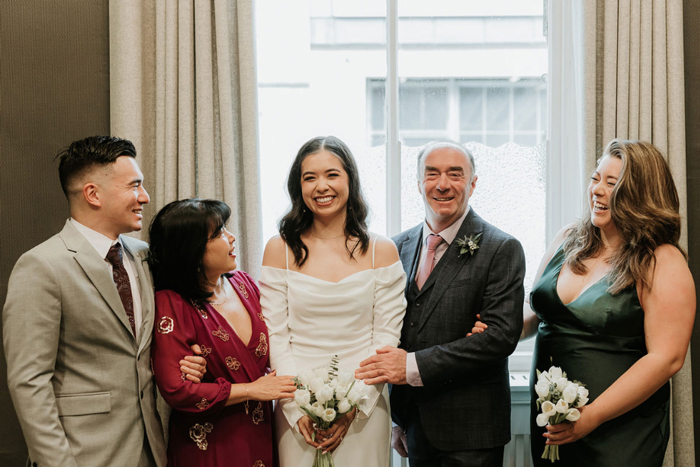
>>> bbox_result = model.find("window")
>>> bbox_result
[368,78,547,147]
[255,0,545,383]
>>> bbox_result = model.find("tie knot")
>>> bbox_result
[426,234,442,251]
[106,243,123,266]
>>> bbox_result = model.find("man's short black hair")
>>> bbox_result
[56,135,136,198]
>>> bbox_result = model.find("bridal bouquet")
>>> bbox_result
[534,364,589,463]
[293,355,368,467]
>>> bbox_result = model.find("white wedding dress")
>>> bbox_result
[259,239,406,467]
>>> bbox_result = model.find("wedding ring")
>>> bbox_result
[339,436,344,441]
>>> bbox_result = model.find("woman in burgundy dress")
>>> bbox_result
[149,199,296,467]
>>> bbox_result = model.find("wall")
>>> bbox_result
[0,0,110,464]
[684,0,700,458]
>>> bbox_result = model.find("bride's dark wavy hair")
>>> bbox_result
[562,139,685,294]
[279,136,369,267]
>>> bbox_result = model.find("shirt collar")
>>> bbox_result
[421,206,470,246]
[70,218,121,260]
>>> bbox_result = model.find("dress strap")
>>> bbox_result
[371,235,377,269]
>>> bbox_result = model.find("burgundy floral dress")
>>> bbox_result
[152,271,274,467]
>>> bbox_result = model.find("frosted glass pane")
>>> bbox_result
[371,86,385,131]
[486,133,510,147]
[460,87,483,131]
[486,87,509,131]
[399,87,422,130]
[424,86,448,129]
[514,87,537,131]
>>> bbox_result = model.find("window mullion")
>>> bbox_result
[385,0,401,236]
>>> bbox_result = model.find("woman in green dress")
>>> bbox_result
[524,140,695,465]
[474,139,695,465]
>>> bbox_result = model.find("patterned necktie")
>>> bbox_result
[106,243,136,335]
[416,234,443,290]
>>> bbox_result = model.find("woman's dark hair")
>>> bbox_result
[148,198,231,301]
[279,136,369,267]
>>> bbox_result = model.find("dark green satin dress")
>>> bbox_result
[529,247,669,467]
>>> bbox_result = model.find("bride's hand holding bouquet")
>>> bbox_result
[294,356,368,467]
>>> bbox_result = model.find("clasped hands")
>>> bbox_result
[179,344,208,383]
[297,408,357,454]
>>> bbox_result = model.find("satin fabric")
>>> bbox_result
[530,247,669,467]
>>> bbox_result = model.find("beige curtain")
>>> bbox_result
[109,0,263,278]
[553,0,693,465]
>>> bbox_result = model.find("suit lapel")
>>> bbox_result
[399,225,423,288]
[60,221,136,340]
[122,237,154,353]
[417,210,485,332]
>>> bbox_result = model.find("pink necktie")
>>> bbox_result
[416,234,443,290]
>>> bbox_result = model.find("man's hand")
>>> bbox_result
[392,426,409,458]
[180,344,207,383]
[355,346,407,385]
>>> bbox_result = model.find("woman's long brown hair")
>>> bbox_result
[562,139,685,294]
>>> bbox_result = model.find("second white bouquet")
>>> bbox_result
[534,364,589,463]
[293,355,368,467]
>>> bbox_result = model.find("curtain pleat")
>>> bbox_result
[110,0,262,277]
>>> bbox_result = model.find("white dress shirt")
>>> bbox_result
[406,207,470,386]
[70,219,143,339]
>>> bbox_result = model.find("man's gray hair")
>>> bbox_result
[416,141,476,182]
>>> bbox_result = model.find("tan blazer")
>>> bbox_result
[3,220,166,467]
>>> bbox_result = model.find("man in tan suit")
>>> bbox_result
[3,136,205,467]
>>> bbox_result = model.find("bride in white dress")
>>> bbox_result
[259,136,406,467]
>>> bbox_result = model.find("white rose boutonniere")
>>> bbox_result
[456,233,482,258]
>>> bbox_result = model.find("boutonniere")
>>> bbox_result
[456,233,482,258]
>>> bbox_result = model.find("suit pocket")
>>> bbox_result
[55,391,111,416]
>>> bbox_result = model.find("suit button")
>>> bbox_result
[410,322,415,327]
[140,390,144,399]
[416,302,421,307]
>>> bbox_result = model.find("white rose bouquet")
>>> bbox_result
[534,364,589,463]
[293,355,368,467]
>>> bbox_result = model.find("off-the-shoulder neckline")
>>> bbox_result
[260,260,402,284]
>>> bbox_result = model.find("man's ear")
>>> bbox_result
[83,182,101,208]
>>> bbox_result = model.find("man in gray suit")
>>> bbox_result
[3,136,205,467]
[357,142,525,466]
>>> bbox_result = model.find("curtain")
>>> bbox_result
[109,0,263,278]
[548,1,693,465]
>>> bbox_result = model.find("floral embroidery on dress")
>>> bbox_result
[196,398,210,410]
[238,282,249,299]
[157,316,174,334]
[253,461,265,467]
[199,345,212,358]
[252,402,264,425]
[191,300,209,319]
[212,326,229,342]
[254,333,268,357]
[225,356,241,371]
[189,422,213,450]
[257,310,265,322]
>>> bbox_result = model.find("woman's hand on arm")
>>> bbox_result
[545,245,695,446]
[225,370,297,406]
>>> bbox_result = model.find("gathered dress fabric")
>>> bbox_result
[152,271,276,467]
[259,240,406,467]
[529,247,670,467]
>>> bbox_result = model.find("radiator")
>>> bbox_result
[390,372,532,467]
